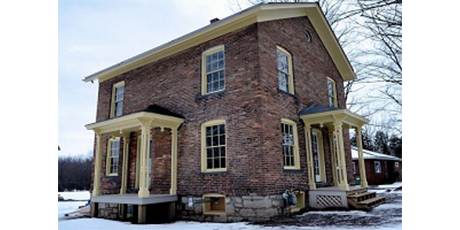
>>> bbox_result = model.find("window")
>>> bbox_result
[281,118,300,169]
[201,119,227,172]
[374,161,382,174]
[352,162,356,174]
[106,138,120,176]
[111,82,125,117]
[202,194,226,215]
[202,45,225,95]
[277,46,294,94]
[327,77,338,107]
[395,162,399,168]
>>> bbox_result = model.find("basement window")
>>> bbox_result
[202,194,226,215]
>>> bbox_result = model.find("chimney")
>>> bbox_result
[210,18,220,24]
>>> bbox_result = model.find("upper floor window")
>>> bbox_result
[281,118,300,170]
[327,77,338,107]
[106,138,120,176]
[277,46,294,94]
[111,81,125,117]
[202,45,225,95]
[201,119,227,172]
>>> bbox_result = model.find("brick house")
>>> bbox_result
[84,3,383,224]
[351,147,402,185]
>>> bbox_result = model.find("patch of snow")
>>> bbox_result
[58,201,87,218]
[301,210,374,217]
[377,182,402,189]
[58,191,91,200]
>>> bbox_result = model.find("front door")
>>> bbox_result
[311,131,322,183]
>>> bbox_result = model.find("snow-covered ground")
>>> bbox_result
[58,184,402,230]
[58,191,91,201]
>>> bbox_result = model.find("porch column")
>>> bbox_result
[120,133,130,194]
[355,127,368,187]
[334,122,349,191]
[170,127,179,195]
[328,130,339,186]
[304,124,316,190]
[92,132,102,197]
[138,118,153,198]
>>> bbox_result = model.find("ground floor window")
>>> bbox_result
[281,118,300,170]
[106,138,120,176]
[201,119,227,172]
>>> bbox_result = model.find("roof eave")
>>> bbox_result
[82,3,355,83]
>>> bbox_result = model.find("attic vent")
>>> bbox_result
[210,18,220,24]
[305,31,312,43]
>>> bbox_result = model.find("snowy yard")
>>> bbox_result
[58,185,402,230]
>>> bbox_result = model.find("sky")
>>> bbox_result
[58,0,250,157]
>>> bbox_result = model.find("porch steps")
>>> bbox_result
[347,188,385,211]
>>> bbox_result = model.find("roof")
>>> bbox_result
[141,105,184,119]
[83,2,355,83]
[299,103,341,115]
[351,146,402,161]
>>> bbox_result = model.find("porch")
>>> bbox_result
[309,186,385,210]
[300,104,370,191]
[85,105,184,223]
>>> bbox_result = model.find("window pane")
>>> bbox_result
[219,80,224,90]
[206,137,212,147]
[218,60,224,69]
[278,72,288,92]
[213,147,219,157]
[218,50,224,59]
[219,124,225,134]
[219,135,225,145]
[220,147,225,157]
[213,158,220,169]
[207,159,213,169]
[220,157,226,168]
[207,148,212,158]
[206,127,212,137]
[212,136,218,146]
[213,72,218,81]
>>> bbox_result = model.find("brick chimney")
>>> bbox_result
[210,18,220,24]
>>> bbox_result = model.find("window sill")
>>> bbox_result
[282,168,302,173]
[201,169,228,174]
[278,89,298,99]
[198,90,226,99]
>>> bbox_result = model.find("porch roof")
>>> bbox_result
[91,194,177,205]
[300,104,369,129]
[85,106,184,135]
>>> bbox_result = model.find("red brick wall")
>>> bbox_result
[92,17,355,196]
[353,159,402,185]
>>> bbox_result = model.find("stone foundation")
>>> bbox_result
[97,203,120,220]
[177,194,296,222]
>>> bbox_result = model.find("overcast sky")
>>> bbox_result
[58,0,251,157]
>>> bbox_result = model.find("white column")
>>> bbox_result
[334,122,349,191]
[169,128,178,195]
[355,127,368,187]
[138,119,153,198]
[93,132,102,196]
[304,124,316,190]
[120,133,130,194]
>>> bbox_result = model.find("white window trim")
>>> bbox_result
[110,81,125,118]
[201,119,227,173]
[327,77,338,107]
[106,137,120,176]
[277,46,295,94]
[281,118,300,170]
[201,45,225,95]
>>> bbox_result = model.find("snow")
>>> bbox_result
[58,201,87,218]
[58,191,91,201]
[59,219,401,230]
[58,189,402,230]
